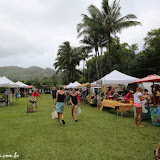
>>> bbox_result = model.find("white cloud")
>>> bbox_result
[0,0,159,69]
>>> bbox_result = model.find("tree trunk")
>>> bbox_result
[108,34,112,72]
[95,49,99,80]
[98,49,101,78]
[83,59,85,82]
[100,44,103,78]
[88,60,90,83]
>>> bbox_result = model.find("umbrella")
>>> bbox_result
[133,75,160,83]
[29,85,34,88]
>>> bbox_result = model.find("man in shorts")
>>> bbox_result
[52,87,57,105]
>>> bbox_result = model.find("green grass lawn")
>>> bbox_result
[0,94,159,160]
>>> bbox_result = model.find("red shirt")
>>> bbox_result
[106,91,112,99]
[125,92,133,100]
[32,92,39,97]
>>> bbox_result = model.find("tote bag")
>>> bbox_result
[77,107,81,116]
[52,109,58,119]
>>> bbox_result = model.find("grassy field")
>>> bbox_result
[0,94,159,160]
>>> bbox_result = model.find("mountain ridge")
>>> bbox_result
[0,66,56,81]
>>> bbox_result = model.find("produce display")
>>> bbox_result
[102,99,121,106]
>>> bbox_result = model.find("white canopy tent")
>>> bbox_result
[93,70,139,85]
[0,77,20,105]
[0,77,10,87]
[65,81,81,89]
[16,81,29,88]
[1,76,19,88]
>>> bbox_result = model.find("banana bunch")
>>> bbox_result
[104,100,121,105]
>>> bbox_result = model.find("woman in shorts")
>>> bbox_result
[55,86,66,125]
[134,87,147,127]
[70,88,78,122]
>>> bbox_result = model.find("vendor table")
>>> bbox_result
[100,100,134,117]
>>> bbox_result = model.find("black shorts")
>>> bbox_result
[52,95,56,99]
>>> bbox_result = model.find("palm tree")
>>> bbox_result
[80,46,92,82]
[77,0,141,72]
[92,0,141,71]
[80,34,100,80]
[77,4,106,80]
[54,41,82,84]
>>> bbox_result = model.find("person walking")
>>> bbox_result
[65,89,70,107]
[15,88,20,101]
[77,89,82,106]
[55,85,66,125]
[134,87,147,127]
[70,88,78,122]
[32,89,40,111]
[52,87,57,105]
[4,89,8,103]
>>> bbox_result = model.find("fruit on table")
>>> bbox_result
[103,100,121,105]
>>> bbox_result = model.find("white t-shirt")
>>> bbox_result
[134,92,142,104]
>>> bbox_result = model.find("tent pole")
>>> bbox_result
[14,88,15,104]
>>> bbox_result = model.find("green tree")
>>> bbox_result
[77,4,107,80]
[78,0,141,72]
[80,46,92,82]
[130,28,160,77]
[54,41,82,84]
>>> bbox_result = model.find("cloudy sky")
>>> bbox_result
[0,0,160,69]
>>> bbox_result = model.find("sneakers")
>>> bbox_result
[75,120,78,122]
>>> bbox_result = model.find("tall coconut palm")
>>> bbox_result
[90,0,141,71]
[77,3,107,79]
[79,33,100,80]
[79,46,92,82]
[54,41,82,83]
[78,0,141,72]
[77,9,105,80]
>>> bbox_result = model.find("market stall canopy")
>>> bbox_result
[65,83,73,88]
[65,81,81,89]
[93,70,139,85]
[133,75,160,83]
[76,82,90,88]
[1,76,19,88]
[0,77,10,87]
[16,81,29,88]
[29,85,35,88]
[76,83,85,87]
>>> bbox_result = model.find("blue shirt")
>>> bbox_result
[82,90,87,98]
[5,91,8,95]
